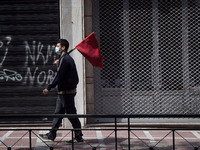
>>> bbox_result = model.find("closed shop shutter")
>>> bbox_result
[93,0,200,122]
[0,0,59,124]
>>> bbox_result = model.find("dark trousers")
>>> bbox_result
[50,93,83,139]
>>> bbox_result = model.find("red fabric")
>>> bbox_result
[75,32,103,68]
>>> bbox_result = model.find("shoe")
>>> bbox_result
[38,132,56,141]
[67,138,84,144]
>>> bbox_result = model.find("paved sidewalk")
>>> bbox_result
[0,127,200,150]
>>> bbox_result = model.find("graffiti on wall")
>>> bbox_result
[0,36,57,86]
[0,36,11,66]
[0,69,22,82]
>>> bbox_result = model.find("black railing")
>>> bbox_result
[0,114,200,150]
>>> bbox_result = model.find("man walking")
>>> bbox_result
[40,39,83,143]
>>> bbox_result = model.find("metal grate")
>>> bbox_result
[93,0,200,116]
[0,0,59,123]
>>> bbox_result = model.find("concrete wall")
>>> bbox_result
[60,0,86,127]
[84,0,95,123]
[60,0,95,127]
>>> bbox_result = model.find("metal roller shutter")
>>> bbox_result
[0,0,59,124]
[93,0,200,122]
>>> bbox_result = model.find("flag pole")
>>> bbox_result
[68,47,76,54]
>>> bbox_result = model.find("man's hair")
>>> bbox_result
[57,39,69,51]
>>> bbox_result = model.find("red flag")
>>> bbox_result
[75,32,103,68]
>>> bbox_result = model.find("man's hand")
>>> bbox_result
[54,59,59,66]
[43,88,49,95]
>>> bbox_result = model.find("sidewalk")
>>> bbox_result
[0,127,200,150]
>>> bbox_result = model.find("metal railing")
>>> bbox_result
[0,114,200,150]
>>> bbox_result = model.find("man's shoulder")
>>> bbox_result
[63,54,75,63]
[63,54,72,59]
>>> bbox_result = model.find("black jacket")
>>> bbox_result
[47,52,79,91]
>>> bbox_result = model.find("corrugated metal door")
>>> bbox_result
[93,0,200,122]
[0,0,59,124]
